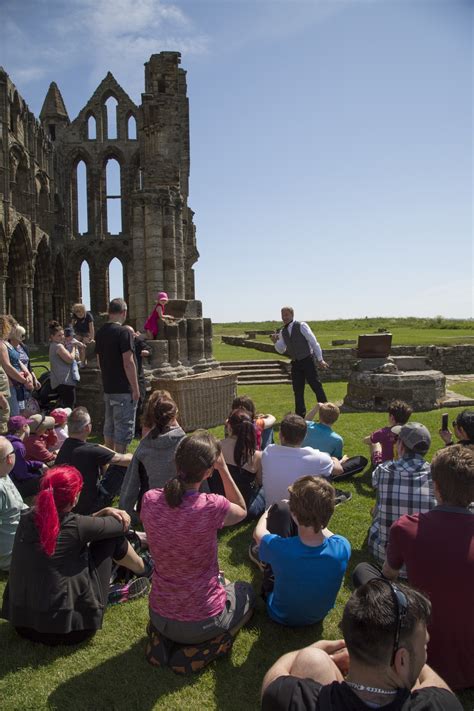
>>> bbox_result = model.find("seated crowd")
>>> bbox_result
[0,306,472,708]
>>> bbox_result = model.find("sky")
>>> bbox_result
[2,0,473,322]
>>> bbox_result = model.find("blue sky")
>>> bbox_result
[3,0,473,322]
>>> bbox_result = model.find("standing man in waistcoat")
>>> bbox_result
[271,307,328,417]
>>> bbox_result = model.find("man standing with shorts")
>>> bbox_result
[271,307,328,417]
[95,298,139,452]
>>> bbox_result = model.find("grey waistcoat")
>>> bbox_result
[282,321,311,361]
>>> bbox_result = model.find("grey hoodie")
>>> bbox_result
[119,426,185,515]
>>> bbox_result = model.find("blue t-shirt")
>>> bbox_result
[303,422,343,458]
[259,533,351,626]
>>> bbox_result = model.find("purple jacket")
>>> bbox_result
[6,434,43,482]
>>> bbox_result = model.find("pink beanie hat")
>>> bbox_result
[156,291,169,302]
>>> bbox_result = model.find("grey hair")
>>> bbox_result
[9,324,26,340]
[68,406,92,434]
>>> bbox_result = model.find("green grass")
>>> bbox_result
[449,382,474,400]
[7,325,471,709]
[213,316,474,353]
[1,382,473,710]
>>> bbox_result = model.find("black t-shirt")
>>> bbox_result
[261,678,463,711]
[56,438,115,514]
[94,322,135,393]
[72,311,94,336]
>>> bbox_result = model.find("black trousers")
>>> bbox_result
[262,501,297,596]
[15,535,129,646]
[56,384,76,409]
[291,356,327,417]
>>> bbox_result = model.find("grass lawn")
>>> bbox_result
[1,380,473,710]
[449,381,474,400]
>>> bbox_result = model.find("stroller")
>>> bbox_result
[28,366,61,414]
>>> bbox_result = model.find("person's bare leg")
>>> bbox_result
[104,436,115,450]
[114,442,127,454]
[290,647,343,684]
[114,542,145,575]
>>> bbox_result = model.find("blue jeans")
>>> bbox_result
[103,393,137,446]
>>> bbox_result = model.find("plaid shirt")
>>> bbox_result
[368,454,436,568]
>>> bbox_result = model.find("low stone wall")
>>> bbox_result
[220,337,474,380]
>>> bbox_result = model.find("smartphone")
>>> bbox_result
[441,413,449,431]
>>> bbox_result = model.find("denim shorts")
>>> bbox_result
[103,393,137,445]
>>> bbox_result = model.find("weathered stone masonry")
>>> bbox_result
[0,52,210,371]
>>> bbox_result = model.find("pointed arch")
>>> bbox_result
[80,260,91,310]
[6,220,34,331]
[87,113,97,140]
[127,113,137,140]
[105,157,122,234]
[104,95,118,139]
[107,257,124,301]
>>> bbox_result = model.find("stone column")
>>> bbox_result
[187,318,206,370]
[161,191,177,299]
[90,265,108,315]
[174,198,185,299]
[203,318,217,367]
[0,275,7,314]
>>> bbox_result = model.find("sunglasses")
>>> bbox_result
[380,580,408,665]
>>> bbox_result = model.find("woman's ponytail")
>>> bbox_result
[228,409,256,467]
[34,466,83,556]
[164,431,220,508]
[35,485,60,556]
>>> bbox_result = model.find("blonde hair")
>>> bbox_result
[9,324,26,341]
[72,303,86,318]
[0,315,12,340]
[319,402,340,426]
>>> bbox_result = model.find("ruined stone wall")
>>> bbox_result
[221,336,474,379]
[0,69,65,339]
[0,53,206,364]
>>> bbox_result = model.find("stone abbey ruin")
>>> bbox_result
[0,51,215,375]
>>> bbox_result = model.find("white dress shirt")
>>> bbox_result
[274,321,324,362]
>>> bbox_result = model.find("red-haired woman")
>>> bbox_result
[1,466,150,645]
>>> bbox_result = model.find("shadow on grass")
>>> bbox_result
[48,638,198,711]
[351,466,375,500]
[0,619,83,680]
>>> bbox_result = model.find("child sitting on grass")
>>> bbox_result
[253,475,350,627]
[303,402,343,458]
[363,399,413,466]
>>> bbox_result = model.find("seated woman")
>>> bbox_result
[232,394,276,449]
[141,431,255,645]
[71,303,95,344]
[119,393,185,517]
[208,408,265,519]
[1,465,149,646]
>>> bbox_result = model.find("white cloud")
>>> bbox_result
[3,0,209,109]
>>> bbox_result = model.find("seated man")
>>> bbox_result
[261,578,462,710]
[262,414,344,507]
[303,402,344,457]
[304,403,368,480]
[56,407,132,515]
[0,436,28,571]
[377,445,473,690]
[363,399,413,466]
[253,476,350,626]
[368,422,436,569]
